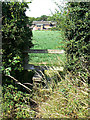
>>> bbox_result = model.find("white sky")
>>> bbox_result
[25,0,66,18]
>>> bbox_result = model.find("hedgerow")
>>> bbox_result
[2,2,33,78]
[1,2,35,119]
[65,2,90,83]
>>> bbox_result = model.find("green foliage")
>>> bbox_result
[29,17,36,23]
[1,85,35,119]
[2,4,34,118]
[2,2,33,75]
[37,15,49,21]
[48,10,68,31]
[64,2,90,82]
[29,15,49,22]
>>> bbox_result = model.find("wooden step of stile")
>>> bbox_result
[32,71,44,88]
[33,78,42,82]
[24,64,64,71]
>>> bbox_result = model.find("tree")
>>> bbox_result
[29,15,49,21]
[38,15,49,21]
[29,17,36,23]
[48,10,67,31]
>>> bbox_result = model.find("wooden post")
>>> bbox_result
[23,47,29,82]
[23,47,30,69]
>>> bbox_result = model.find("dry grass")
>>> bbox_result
[32,68,89,118]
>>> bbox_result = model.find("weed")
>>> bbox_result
[32,63,89,118]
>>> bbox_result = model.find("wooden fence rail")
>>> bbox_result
[24,49,65,54]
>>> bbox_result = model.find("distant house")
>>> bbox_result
[32,21,57,30]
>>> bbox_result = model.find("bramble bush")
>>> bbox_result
[64,2,90,83]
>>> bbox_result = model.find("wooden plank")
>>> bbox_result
[24,49,48,53]
[48,49,64,54]
[24,49,65,54]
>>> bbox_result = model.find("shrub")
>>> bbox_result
[2,2,33,76]
[1,3,35,118]
[64,2,90,82]
[1,85,35,119]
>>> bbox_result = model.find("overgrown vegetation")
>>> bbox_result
[64,2,90,83]
[32,70,89,118]
[1,1,89,119]
[2,1,34,119]
[2,85,35,119]
[2,1,33,77]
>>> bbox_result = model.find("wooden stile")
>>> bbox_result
[23,49,65,70]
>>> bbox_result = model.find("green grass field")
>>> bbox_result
[29,30,66,66]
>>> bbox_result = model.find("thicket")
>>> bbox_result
[2,2,33,79]
[64,2,90,83]
[1,2,35,119]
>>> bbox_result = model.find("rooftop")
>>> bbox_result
[32,21,57,25]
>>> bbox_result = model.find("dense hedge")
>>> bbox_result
[1,2,36,119]
[65,2,90,82]
[2,2,33,76]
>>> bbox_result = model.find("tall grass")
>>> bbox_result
[1,59,89,119]
[32,61,89,118]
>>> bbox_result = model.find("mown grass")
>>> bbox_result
[29,30,66,66]
[31,30,65,49]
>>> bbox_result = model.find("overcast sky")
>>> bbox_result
[25,0,66,18]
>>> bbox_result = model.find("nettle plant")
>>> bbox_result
[64,2,90,82]
[2,2,33,76]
